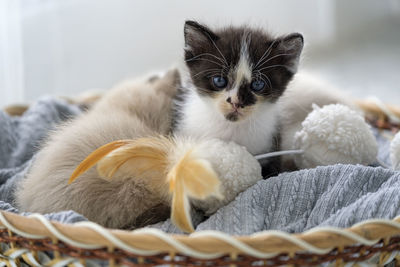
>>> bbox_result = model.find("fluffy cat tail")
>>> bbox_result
[68,136,222,233]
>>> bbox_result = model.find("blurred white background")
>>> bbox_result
[0,0,399,108]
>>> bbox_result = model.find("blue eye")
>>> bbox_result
[212,76,227,88]
[250,80,265,91]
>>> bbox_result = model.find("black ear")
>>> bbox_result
[277,33,304,73]
[184,20,219,49]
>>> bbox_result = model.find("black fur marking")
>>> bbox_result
[225,112,239,122]
[183,21,303,104]
[184,20,219,45]
[259,130,282,178]
[238,84,257,107]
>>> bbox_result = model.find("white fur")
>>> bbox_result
[235,38,252,86]
[226,39,252,104]
[176,38,278,156]
[175,88,278,155]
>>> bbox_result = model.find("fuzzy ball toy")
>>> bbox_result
[391,132,400,170]
[292,104,378,169]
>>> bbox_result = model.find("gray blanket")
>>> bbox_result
[0,97,398,235]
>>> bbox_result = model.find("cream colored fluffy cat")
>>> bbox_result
[16,70,180,228]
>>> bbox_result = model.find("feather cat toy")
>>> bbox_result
[67,136,262,233]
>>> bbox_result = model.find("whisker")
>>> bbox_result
[185,58,226,68]
[254,39,278,69]
[257,64,288,72]
[256,52,294,69]
[252,70,272,89]
[189,30,229,67]
[186,53,226,65]
[258,72,272,89]
[207,35,229,66]
[193,68,223,78]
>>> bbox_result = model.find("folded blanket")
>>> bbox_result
[0,97,398,234]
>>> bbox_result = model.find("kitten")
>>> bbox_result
[15,71,180,229]
[173,21,304,175]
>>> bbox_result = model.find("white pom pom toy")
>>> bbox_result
[256,104,379,170]
[293,104,378,169]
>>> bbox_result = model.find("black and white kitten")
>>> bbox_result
[174,21,304,166]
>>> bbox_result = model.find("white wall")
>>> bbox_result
[0,0,25,106]
[0,0,399,106]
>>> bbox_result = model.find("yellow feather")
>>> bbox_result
[171,180,194,233]
[69,137,173,184]
[97,137,171,179]
[181,159,222,200]
[167,149,222,233]
[68,140,130,184]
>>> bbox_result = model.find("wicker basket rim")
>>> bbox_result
[0,211,399,259]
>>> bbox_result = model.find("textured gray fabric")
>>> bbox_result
[195,164,400,235]
[0,97,86,223]
[0,96,399,235]
[150,165,400,234]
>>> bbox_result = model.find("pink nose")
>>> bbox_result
[226,97,243,109]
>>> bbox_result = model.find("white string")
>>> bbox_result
[23,252,42,267]
[0,212,45,239]
[352,218,400,229]
[255,149,304,160]
[304,227,379,246]
[376,158,391,169]
[6,249,43,267]
[191,230,279,258]
[28,214,102,249]
[7,248,29,259]
[52,258,79,267]
[0,259,16,267]
[133,228,224,259]
[74,221,160,256]
[250,230,331,254]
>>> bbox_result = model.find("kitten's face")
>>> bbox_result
[184,21,304,122]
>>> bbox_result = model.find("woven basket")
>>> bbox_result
[0,99,399,267]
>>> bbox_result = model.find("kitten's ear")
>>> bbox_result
[277,33,304,73]
[184,20,219,49]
